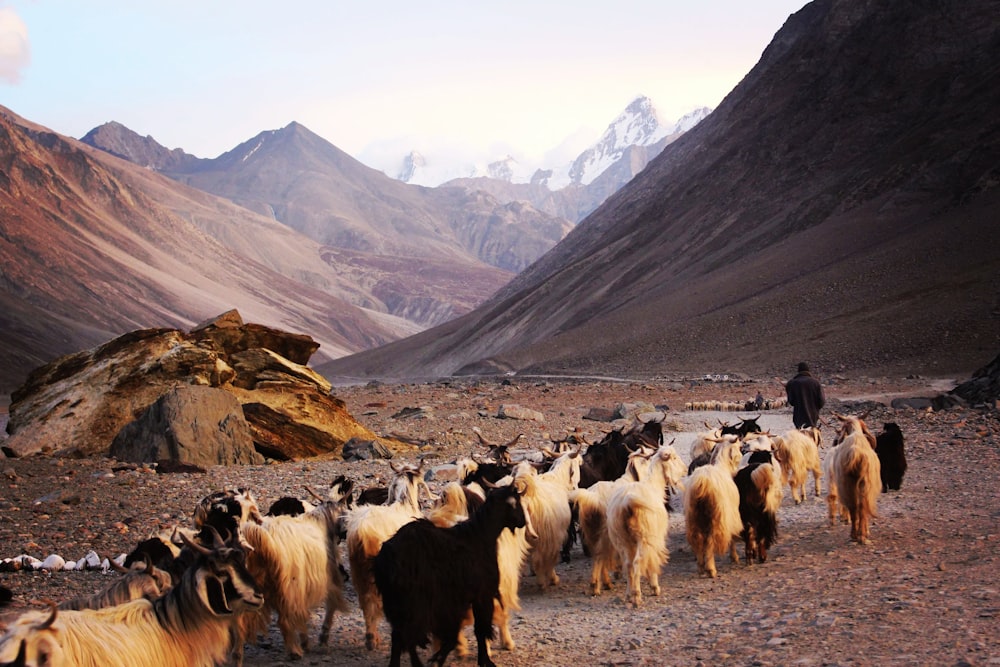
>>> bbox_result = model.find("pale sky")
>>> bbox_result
[0,1,808,173]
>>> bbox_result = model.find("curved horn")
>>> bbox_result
[473,427,495,447]
[106,553,129,573]
[305,485,325,503]
[34,600,58,630]
[179,530,213,557]
[2,639,26,667]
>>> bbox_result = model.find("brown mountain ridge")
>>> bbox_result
[319,0,1000,383]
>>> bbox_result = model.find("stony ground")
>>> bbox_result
[1,374,998,666]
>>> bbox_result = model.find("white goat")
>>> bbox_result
[684,439,744,578]
[825,414,881,544]
[771,427,823,503]
[604,443,688,606]
[512,446,582,589]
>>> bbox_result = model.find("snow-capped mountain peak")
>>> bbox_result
[385,95,710,190]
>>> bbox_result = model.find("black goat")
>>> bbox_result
[876,422,907,492]
[373,483,531,667]
[733,452,782,565]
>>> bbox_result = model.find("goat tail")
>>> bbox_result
[752,463,784,515]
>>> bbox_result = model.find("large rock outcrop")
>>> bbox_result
[2,310,387,463]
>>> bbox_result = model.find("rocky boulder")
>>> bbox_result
[110,385,262,467]
[2,311,388,463]
[951,352,1000,406]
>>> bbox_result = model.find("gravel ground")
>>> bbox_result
[1,375,998,666]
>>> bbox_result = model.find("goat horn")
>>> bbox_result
[106,553,129,573]
[305,485,325,503]
[33,600,58,630]
[1,639,26,667]
[179,530,212,557]
[473,427,494,446]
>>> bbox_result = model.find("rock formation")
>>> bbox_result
[2,310,389,463]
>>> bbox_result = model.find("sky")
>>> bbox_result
[0,1,808,175]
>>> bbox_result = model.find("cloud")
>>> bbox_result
[0,7,30,84]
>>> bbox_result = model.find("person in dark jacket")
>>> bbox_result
[786,362,825,428]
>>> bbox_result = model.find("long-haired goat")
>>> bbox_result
[56,555,173,611]
[373,483,534,667]
[344,461,433,651]
[605,443,688,606]
[876,422,906,492]
[684,439,744,578]
[569,445,655,595]
[733,451,783,564]
[771,427,823,503]
[238,497,349,661]
[512,446,582,589]
[0,531,262,667]
[826,414,881,544]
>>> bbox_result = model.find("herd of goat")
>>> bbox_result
[0,411,908,667]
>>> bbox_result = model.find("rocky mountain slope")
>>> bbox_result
[319,0,1000,383]
[0,107,412,392]
[83,121,569,277]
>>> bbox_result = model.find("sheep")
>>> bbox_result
[684,439,744,578]
[236,497,348,662]
[344,461,431,651]
[512,446,582,589]
[825,414,881,544]
[0,530,263,667]
[605,443,688,606]
[771,427,823,503]
[373,483,534,667]
[876,422,907,492]
[733,451,783,564]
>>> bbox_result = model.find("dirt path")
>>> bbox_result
[1,377,997,666]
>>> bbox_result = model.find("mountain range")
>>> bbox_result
[318,0,1000,383]
[3,0,997,395]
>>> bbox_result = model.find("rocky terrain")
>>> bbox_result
[1,373,998,666]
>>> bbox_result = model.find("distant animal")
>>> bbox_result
[373,483,532,667]
[875,422,907,492]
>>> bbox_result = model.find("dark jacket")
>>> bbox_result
[786,371,825,428]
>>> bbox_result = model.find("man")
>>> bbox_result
[786,362,825,428]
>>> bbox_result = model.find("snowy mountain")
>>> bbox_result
[387,96,711,190]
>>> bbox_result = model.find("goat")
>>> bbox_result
[373,483,534,667]
[0,530,262,667]
[192,488,263,529]
[825,414,881,544]
[428,479,529,654]
[876,422,907,492]
[684,439,744,578]
[688,433,739,475]
[605,443,688,606]
[733,451,783,564]
[569,446,653,595]
[771,427,823,503]
[56,555,173,611]
[512,446,582,589]
[344,461,431,651]
[236,497,348,661]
